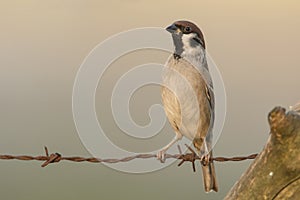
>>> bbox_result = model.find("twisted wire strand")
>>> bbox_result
[0,146,258,169]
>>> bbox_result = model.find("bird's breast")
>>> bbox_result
[161,57,208,140]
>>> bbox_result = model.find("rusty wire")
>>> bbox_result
[0,146,258,171]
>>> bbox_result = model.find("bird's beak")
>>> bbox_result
[166,24,180,34]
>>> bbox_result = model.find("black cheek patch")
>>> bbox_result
[193,37,204,47]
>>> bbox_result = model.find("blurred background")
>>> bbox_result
[0,1,299,199]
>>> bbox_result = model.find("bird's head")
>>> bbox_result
[166,20,205,58]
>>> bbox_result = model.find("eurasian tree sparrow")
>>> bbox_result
[157,20,218,192]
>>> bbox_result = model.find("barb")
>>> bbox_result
[0,146,258,169]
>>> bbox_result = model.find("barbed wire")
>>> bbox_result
[0,145,258,171]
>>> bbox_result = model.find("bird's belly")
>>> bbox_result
[161,66,201,140]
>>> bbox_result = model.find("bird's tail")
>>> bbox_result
[201,152,218,192]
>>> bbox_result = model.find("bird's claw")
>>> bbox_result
[157,149,166,163]
[200,154,210,166]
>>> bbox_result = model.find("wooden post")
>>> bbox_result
[225,106,300,199]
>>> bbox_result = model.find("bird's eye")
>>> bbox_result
[184,26,191,32]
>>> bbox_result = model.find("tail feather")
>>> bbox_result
[201,161,218,192]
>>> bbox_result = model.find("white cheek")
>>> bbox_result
[181,33,203,56]
[181,33,195,49]
[181,33,206,69]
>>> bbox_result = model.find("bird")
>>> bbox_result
[157,20,218,192]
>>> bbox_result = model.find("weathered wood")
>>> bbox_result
[224,106,300,200]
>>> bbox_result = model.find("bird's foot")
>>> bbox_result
[200,154,210,166]
[156,149,167,163]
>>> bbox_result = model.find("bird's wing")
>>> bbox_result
[205,83,215,112]
[204,82,215,155]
